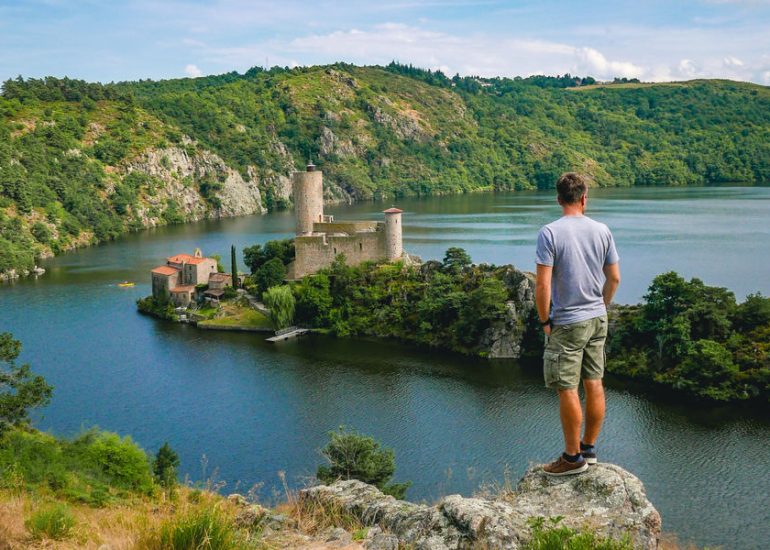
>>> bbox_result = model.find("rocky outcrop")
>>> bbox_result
[300,463,661,549]
[481,269,536,359]
[126,145,265,226]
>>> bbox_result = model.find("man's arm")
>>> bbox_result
[602,263,621,307]
[536,264,552,335]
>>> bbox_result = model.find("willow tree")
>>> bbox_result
[263,285,296,329]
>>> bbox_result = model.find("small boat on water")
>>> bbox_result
[117,281,135,287]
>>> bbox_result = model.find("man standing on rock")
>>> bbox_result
[535,172,621,476]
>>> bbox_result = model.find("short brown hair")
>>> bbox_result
[556,172,587,204]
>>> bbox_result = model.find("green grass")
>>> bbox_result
[524,517,633,550]
[197,306,272,330]
[25,503,76,540]
[142,505,248,550]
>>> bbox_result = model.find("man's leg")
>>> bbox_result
[558,388,582,455]
[582,379,605,445]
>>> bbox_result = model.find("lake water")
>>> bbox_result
[2,186,769,548]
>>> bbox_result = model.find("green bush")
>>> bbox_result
[255,257,286,293]
[317,427,411,500]
[25,503,76,540]
[70,430,154,494]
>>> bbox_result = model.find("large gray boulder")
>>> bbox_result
[300,463,661,549]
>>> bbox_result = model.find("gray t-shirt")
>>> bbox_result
[536,215,619,325]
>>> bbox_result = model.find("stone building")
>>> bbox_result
[286,165,404,279]
[151,248,218,306]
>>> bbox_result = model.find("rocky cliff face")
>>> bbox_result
[301,463,661,549]
[481,269,537,359]
[126,144,266,226]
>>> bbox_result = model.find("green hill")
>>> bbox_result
[1,63,769,276]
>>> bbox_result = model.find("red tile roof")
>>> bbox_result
[186,257,210,265]
[167,254,197,264]
[170,285,196,293]
[151,266,179,276]
[383,207,403,213]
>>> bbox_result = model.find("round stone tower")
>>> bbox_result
[383,207,403,261]
[293,164,324,235]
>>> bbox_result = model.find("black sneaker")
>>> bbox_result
[581,448,597,465]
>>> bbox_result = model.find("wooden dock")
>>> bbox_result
[266,327,310,342]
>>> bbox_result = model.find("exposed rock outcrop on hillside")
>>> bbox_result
[126,145,265,226]
[300,463,661,549]
[481,269,536,359]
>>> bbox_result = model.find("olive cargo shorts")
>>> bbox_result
[543,315,608,390]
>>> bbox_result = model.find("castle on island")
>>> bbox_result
[285,164,404,279]
[150,164,405,305]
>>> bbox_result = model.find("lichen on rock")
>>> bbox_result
[301,463,661,549]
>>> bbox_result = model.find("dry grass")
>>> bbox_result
[0,486,240,549]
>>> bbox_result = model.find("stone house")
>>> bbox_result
[151,248,218,306]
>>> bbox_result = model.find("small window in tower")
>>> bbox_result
[333,247,337,254]
[359,243,363,251]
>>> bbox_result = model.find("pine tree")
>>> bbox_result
[153,442,180,489]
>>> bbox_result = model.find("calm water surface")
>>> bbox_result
[2,187,770,549]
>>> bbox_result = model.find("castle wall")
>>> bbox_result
[290,228,388,279]
[313,221,380,234]
[293,170,324,234]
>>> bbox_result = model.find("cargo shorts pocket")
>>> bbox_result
[543,351,560,388]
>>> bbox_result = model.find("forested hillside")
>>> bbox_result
[1,63,769,276]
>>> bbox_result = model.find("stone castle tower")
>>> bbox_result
[293,163,324,235]
[285,165,405,279]
[383,207,403,261]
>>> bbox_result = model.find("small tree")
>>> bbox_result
[230,245,238,289]
[317,427,411,499]
[153,442,180,489]
[256,257,286,292]
[263,285,296,329]
[442,247,472,273]
[0,333,53,435]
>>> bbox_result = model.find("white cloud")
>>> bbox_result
[209,23,646,81]
[184,63,202,77]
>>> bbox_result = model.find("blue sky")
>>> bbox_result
[1,0,769,84]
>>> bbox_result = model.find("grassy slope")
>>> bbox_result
[2,66,769,276]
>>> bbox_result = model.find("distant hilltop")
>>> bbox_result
[2,62,769,278]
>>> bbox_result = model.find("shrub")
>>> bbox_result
[30,221,52,244]
[317,427,411,499]
[25,503,76,540]
[70,430,154,494]
[255,257,286,293]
